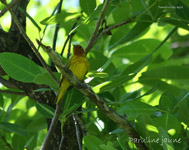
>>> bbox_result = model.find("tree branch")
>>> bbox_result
[0,0,21,17]
[93,16,136,45]
[61,16,80,56]
[85,0,109,54]
[67,32,75,59]
[41,101,63,150]
[52,0,63,50]
[37,40,148,150]
[73,113,82,150]
[0,0,59,85]
[59,134,64,150]
[1,135,14,150]
[0,89,26,96]
[0,77,17,88]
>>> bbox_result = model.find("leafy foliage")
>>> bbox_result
[0,0,189,149]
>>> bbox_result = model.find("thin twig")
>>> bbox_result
[41,101,63,150]
[67,32,75,59]
[52,0,63,50]
[61,16,81,56]
[37,3,60,51]
[92,16,136,49]
[67,36,72,59]
[85,0,109,54]
[1,0,59,85]
[73,113,82,150]
[51,0,63,70]
[0,0,21,17]
[1,136,14,150]
[74,113,87,136]
[0,89,26,96]
[59,134,64,150]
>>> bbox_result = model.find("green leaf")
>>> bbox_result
[135,114,160,149]
[94,74,135,93]
[154,114,181,138]
[35,103,55,119]
[177,91,189,125]
[0,53,42,83]
[12,134,26,150]
[112,1,130,23]
[34,88,53,92]
[141,66,189,80]
[76,23,91,39]
[40,11,80,25]
[60,88,85,118]
[61,104,80,118]
[87,52,116,76]
[25,134,38,150]
[130,0,145,14]
[160,17,189,30]
[148,0,171,20]
[159,92,177,112]
[0,93,4,108]
[139,79,182,95]
[84,135,104,150]
[112,39,172,62]
[158,127,174,150]
[34,72,59,89]
[109,15,152,49]
[80,0,96,15]
[87,71,109,78]
[19,7,41,31]
[63,88,84,109]
[117,101,158,120]
[122,55,152,75]
[176,1,189,20]
[0,122,27,136]
[26,117,46,132]
[100,141,118,150]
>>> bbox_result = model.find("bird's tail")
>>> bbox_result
[56,79,70,104]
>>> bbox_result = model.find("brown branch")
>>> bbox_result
[0,77,17,88]
[93,16,136,45]
[37,40,148,150]
[0,0,59,85]
[85,0,109,54]
[0,89,26,96]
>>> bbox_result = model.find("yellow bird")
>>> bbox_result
[56,45,90,104]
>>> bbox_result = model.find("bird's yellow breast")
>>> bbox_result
[69,56,89,80]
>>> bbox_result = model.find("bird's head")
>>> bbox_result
[73,45,85,56]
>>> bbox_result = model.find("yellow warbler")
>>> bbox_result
[56,45,89,104]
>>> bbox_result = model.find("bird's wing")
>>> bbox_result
[59,58,72,87]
